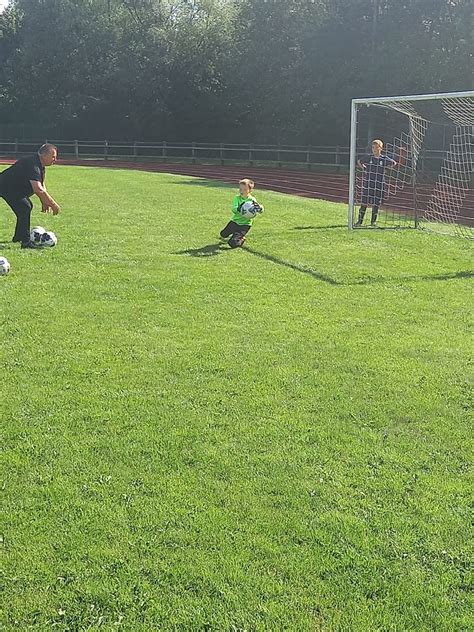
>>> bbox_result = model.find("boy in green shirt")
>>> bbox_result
[219,178,264,248]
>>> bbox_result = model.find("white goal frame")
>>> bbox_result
[348,90,474,232]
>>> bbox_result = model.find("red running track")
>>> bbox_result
[68,160,351,203]
[0,158,349,203]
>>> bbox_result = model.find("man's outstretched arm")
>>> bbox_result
[30,180,61,214]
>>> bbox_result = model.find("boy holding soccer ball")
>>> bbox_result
[219,178,264,248]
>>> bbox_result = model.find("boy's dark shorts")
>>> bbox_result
[361,184,385,206]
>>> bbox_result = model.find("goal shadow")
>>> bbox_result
[351,270,474,285]
[243,246,473,286]
[173,241,473,286]
[291,224,347,231]
[243,246,339,285]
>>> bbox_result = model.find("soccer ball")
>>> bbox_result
[240,201,259,219]
[0,256,11,276]
[30,226,46,243]
[40,231,58,248]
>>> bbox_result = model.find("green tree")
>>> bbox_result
[0,0,471,143]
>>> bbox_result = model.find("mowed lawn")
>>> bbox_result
[1,166,472,631]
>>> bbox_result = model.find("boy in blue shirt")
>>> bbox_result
[355,139,397,227]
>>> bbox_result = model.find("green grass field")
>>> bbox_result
[1,166,472,631]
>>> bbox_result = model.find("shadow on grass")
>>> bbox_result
[244,246,473,286]
[170,178,234,188]
[174,241,473,286]
[362,226,414,231]
[352,270,474,285]
[292,225,346,231]
[243,246,339,285]
[173,243,228,257]
[292,224,416,232]
[174,241,341,283]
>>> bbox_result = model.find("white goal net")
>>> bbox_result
[348,91,474,239]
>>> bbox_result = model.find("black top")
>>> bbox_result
[0,154,45,199]
[359,153,396,183]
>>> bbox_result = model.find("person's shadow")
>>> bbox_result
[173,242,227,257]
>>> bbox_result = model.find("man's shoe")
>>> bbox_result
[21,241,41,249]
[353,221,362,228]
[370,222,378,228]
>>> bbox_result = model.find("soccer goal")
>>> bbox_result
[348,91,474,238]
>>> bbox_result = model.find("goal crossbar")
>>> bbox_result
[351,91,474,105]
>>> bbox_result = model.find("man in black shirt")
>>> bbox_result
[0,143,61,248]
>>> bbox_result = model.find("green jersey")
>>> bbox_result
[231,194,257,226]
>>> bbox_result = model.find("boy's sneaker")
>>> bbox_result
[229,235,246,249]
[353,221,362,228]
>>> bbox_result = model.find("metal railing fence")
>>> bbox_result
[0,139,446,172]
[0,139,349,169]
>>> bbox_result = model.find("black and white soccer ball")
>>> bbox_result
[40,231,58,248]
[0,256,11,276]
[30,226,46,243]
[240,201,259,219]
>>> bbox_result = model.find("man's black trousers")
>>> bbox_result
[1,194,33,244]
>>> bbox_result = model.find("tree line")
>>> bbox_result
[0,0,471,144]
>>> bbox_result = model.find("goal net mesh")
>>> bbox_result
[350,94,473,239]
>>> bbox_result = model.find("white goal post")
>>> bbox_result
[348,91,474,238]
